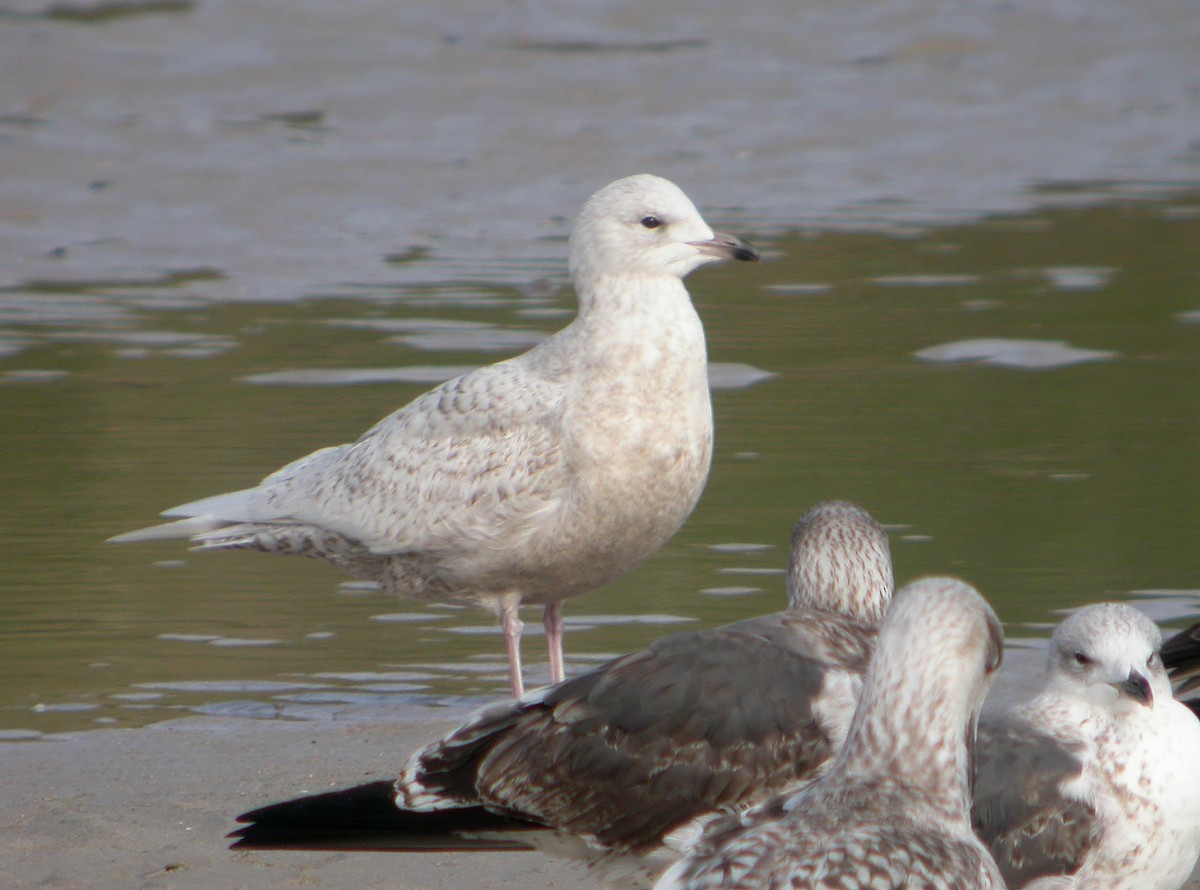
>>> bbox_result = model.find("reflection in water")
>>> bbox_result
[1,194,1199,732]
[913,338,1117,370]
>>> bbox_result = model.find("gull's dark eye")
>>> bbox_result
[1074,652,1091,666]
[640,216,662,229]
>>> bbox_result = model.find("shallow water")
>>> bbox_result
[3,193,1199,733]
[1,0,1199,733]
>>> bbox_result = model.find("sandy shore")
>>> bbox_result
[5,706,1199,890]
[1,710,579,890]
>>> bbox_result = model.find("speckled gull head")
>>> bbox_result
[567,174,758,292]
[786,500,894,627]
[1046,602,1168,713]
[840,576,1004,787]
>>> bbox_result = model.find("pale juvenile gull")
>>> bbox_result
[230,500,894,887]
[109,174,759,697]
[655,577,1007,890]
[973,603,1200,890]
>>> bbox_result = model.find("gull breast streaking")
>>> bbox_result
[655,577,1007,890]
[229,501,894,888]
[109,174,759,697]
[974,602,1200,890]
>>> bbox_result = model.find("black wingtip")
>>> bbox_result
[231,780,402,849]
[229,780,545,852]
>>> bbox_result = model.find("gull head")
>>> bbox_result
[880,577,1005,705]
[1048,602,1166,712]
[786,500,894,627]
[839,577,1003,797]
[568,174,758,288]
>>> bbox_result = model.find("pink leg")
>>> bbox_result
[544,601,565,685]
[500,601,525,698]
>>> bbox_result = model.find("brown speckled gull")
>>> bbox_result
[229,501,893,887]
[655,577,1007,890]
[974,603,1200,890]
[109,173,759,697]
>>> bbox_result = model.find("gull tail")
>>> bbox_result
[107,515,229,544]
[228,780,545,851]
[108,488,260,545]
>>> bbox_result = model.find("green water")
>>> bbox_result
[2,194,1198,732]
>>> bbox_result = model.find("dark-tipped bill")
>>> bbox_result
[690,231,760,263]
[1116,669,1154,707]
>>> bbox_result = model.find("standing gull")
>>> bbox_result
[109,174,759,697]
[655,577,1007,890]
[230,501,894,887]
[973,603,1200,890]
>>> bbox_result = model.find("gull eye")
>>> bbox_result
[1073,652,1091,666]
[640,216,662,230]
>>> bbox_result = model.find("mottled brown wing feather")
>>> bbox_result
[410,609,874,852]
[972,718,1099,886]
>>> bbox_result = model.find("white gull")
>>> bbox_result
[655,577,1007,890]
[229,500,894,887]
[109,173,759,697]
[974,603,1200,890]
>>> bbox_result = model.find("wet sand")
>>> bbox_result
[1,709,578,890]
[5,706,1199,889]
[3,0,1198,299]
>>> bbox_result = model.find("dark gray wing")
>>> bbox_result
[1163,619,1200,713]
[972,714,1099,887]
[407,608,875,853]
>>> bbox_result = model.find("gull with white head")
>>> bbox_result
[229,501,894,888]
[974,602,1200,890]
[655,577,1007,890]
[109,174,758,697]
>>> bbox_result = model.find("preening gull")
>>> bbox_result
[973,603,1200,890]
[109,173,759,697]
[654,577,1007,890]
[230,501,894,887]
